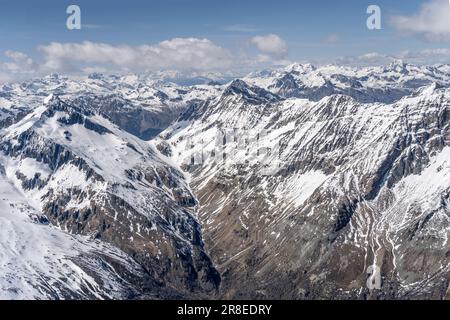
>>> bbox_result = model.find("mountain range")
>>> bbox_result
[1,61,450,299]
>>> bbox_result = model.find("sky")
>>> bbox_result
[1,0,450,82]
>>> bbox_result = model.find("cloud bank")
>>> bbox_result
[38,38,233,72]
[0,35,293,83]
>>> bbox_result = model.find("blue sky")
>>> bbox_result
[0,0,431,54]
[1,0,450,81]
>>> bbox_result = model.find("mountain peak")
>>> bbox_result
[284,63,316,74]
[223,79,250,96]
[43,93,60,105]
[88,72,105,80]
[223,79,280,104]
[386,59,409,73]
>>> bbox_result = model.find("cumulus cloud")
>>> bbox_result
[38,38,233,73]
[0,38,238,83]
[0,36,291,83]
[253,54,291,67]
[250,34,288,58]
[0,51,39,82]
[390,0,450,42]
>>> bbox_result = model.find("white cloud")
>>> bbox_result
[250,34,288,58]
[38,38,233,73]
[390,0,450,42]
[0,37,290,83]
[253,54,291,67]
[3,50,37,72]
[334,52,394,66]
[0,51,39,82]
[0,35,296,82]
[0,38,237,83]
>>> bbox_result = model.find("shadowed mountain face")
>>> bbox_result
[1,63,450,299]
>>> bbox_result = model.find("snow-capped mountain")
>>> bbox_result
[0,73,223,140]
[0,93,219,299]
[161,66,450,299]
[1,62,450,299]
[245,61,450,103]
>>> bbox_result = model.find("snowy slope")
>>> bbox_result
[0,168,148,299]
[0,94,220,299]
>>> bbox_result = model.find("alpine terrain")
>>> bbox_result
[1,61,450,299]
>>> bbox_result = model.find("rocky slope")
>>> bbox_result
[161,75,450,299]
